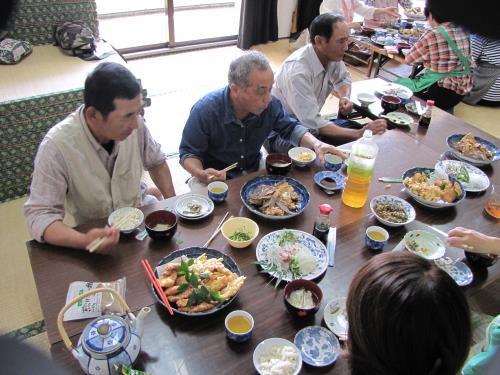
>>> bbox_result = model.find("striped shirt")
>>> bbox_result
[405,22,473,95]
[471,34,500,101]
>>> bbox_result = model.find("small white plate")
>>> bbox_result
[434,160,490,193]
[175,193,214,220]
[323,297,348,340]
[294,326,340,367]
[403,230,446,260]
[385,112,414,127]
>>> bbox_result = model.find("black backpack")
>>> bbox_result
[53,21,96,58]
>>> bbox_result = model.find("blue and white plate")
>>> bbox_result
[370,195,416,227]
[376,83,413,98]
[447,134,499,166]
[294,326,340,367]
[314,171,346,192]
[434,257,473,286]
[256,229,328,282]
[152,247,242,316]
[435,160,490,193]
[402,167,466,208]
[240,175,310,220]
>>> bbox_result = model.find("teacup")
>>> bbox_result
[324,154,343,172]
[207,181,228,203]
[225,310,254,342]
[365,226,389,250]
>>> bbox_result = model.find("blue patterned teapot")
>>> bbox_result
[57,288,150,375]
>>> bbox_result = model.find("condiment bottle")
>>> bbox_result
[341,130,379,208]
[418,100,434,127]
[313,204,333,244]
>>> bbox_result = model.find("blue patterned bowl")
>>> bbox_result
[324,154,343,172]
[294,326,339,367]
[447,134,499,166]
[365,226,389,250]
[313,171,346,192]
[240,175,310,220]
[207,181,228,203]
[370,195,416,227]
[225,310,254,342]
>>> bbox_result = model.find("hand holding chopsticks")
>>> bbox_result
[203,212,233,248]
[85,213,130,253]
[141,259,174,316]
[208,162,238,181]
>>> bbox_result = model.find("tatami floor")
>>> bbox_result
[1,39,498,357]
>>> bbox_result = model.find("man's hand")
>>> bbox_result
[447,227,500,255]
[313,142,348,165]
[364,119,387,135]
[381,7,400,18]
[198,168,226,184]
[339,97,353,116]
[84,226,120,253]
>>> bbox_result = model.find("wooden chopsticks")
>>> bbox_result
[141,259,174,316]
[208,162,239,181]
[86,213,132,253]
[202,212,233,248]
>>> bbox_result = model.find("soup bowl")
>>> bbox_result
[381,95,401,112]
[265,153,292,175]
[145,210,178,240]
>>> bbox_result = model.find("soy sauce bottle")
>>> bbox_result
[418,100,434,127]
[313,204,333,244]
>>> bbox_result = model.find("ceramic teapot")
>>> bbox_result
[57,287,150,375]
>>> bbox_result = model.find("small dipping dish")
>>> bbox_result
[145,210,178,240]
[284,279,323,318]
[225,310,254,342]
[207,181,228,203]
[324,153,343,172]
[265,153,292,175]
[365,225,389,250]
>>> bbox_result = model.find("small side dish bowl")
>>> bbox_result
[370,195,416,227]
[207,181,228,203]
[145,210,178,240]
[381,95,402,112]
[265,153,292,175]
[404,230,446,260]
[284,279,323,318]
[221,216,259,248]
[357,92,377,107]
[108,207,144,234]
[365,226,389,250]
[361,26,375,36]
[225,310,254,342]
[288,147,316,167]
[253,338,302,375]
[324,153,343,172]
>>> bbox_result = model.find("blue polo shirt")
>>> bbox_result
[179,86,308,178]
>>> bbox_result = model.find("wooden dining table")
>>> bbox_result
[28,80,499,374]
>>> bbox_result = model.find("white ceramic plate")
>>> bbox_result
[405,102,427,115]
[253,338,302,375]
[377,83,413,98]
[403,230,446,260]
[434,160,490,193]
[108,207,144,233]
[323,297,348,340]
[385,111,414,127]
[294,326,340,367]
[256,229,328,282]
[370,195,416,227]
[174,193,214,220]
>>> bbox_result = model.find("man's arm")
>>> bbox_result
[319,119,387,140]
[299,132,347,164]
[148,162,176,198]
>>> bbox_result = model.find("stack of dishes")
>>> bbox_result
[174,194,214,221]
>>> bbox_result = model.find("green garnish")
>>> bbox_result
[456,166,469,183]
[277,230,297,246]
[229,230,251,241]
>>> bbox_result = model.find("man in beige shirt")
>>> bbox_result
[24,62,176,252]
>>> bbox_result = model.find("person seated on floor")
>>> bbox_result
[270,13,387,152]
[24,62,176,253]
[462,34,500,108]
[396,0,473,112]
[178,51,346,192]
[347,251,471,375]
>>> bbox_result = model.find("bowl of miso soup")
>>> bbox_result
[145,209,178,240]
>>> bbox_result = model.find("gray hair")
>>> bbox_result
[228,51,271,87]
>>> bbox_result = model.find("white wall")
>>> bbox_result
[277,0,297,38]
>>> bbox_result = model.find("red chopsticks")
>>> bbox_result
[141,259,174,316]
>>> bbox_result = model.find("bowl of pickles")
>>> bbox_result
[221,217,259,248]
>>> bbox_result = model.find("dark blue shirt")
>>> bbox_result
[179,87,308,178]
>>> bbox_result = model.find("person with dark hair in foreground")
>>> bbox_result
[347,251,471,375]
[397,0,473,112]
[24,62,176,252]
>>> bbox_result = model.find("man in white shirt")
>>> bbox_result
[270,13,387,152]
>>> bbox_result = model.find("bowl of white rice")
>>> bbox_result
[108,207,144,234]
[253,338,302,375]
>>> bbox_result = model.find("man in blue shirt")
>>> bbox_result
[179,51,346,189]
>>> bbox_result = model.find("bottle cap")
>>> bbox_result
[319,203,333,215]
[426,100,435,106]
